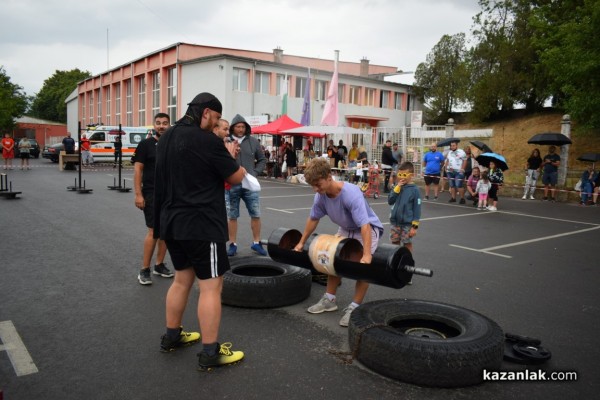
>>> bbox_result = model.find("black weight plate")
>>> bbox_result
[513,344,552,364]
[505,332,542,346]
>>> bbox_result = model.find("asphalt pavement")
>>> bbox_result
[1,158,599,400]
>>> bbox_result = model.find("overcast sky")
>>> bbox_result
[1,0,480,96]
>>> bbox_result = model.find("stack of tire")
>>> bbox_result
[222,256,312,308]
[348,299,505,387]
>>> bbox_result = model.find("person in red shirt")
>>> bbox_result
[2,133,15,170]
[80,133,93,166]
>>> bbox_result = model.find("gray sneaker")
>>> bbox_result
[153,263,174,278]
[339,304,358,327]
[307,295,338,314]
[138,268,152,285]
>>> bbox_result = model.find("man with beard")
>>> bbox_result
[154,93,246,370]
[133,112,173,285]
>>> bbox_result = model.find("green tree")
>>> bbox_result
[414,33,470,124]
[29,69,91,123]
[533,0,600,129]
[467,0,550,122]
[0,66,29,132]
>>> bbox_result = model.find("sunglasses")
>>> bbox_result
[397,172,412,179]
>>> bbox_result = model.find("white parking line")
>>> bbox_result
[451,225,600,258]
[0,320,39,376]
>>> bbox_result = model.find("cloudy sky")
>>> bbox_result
[1,0,480,96]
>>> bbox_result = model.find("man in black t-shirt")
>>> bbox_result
[542,145,561,201]
[154,93,247,370]
[62,132,76,170]
[134,113,173,285]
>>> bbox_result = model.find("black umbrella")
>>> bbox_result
[577,153,600,162]
[436,137,460,147]
[476,152,509,171]
[577,153,600,169]
[470,140,493,153]
[527,132,572,146]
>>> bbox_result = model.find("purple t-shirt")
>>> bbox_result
[310,182,383,231]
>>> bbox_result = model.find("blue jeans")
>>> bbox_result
[446,170,465,188]
[225,184,261,219]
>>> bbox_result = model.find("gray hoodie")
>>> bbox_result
[228,114,266,177]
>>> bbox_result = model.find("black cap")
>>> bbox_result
[187,92,222,114]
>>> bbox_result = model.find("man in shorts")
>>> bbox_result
[542,145,561,201]
[293,158,384,327]
[422,143,444,200]
[225,114,268,256]
[154,92,247,370]
[133,112,173,285]
[443,141,467,204]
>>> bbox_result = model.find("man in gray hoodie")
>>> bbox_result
[226,114,268,256]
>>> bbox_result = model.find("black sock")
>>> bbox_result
[203,342,219,356]
[166,327,181,340]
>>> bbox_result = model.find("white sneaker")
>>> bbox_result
[339,304,358,327]
[522,195,527,199]
[307,295,338,314]
[488,206,497,211]
[529,195,535,200]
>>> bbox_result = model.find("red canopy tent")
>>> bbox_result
[252,115,324,137]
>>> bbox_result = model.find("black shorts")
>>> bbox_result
[165,240,230,280]
[142,193,154,228]
[424,173,440,185]
[19,153,30,159]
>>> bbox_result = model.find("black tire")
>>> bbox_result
[222,256,312,308]
[348,299,504,387]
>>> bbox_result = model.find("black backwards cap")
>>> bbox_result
[188,92,222,114]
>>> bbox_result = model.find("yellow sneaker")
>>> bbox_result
[197,342,244,371]
[160,327,201,352]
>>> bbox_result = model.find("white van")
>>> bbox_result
[84,126,152,162]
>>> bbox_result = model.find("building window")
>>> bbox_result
[394,92,402,110]
[115,83,121,125]
[338,84,344,103]
[233,68,248,91]
[152,71,160,115]
[167,67,177,123]
[97,89,101,122]
[315,80,327,101]
[89,94,94,123]
[126,80,133,126]
[105,86,111,125]
[138,76,146,125]
[365,88,375,107]
[81,96,86,124]
[276,74,288,96]
[295,77,307,98]
[255,71,270,94]
[380,90,389,109]
[349,86,360,105]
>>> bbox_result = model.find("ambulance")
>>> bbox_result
[83,125,153,163]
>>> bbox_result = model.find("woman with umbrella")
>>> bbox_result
[580,164,597,206]
[522,148,543,200]
[475,152,507,211]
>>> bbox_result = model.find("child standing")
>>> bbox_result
[388,162,421,254]
[476,170,492,210]
[487,161,504,211]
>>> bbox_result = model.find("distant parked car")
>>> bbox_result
[14,138,41,158]
[42,143,64,163]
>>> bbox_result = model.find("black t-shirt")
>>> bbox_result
[527,156,543,170]
[62,137,75,152]
[114,139,122,151]
[154,124,240,242]
[133,136,158,195]
[543,153,560,173]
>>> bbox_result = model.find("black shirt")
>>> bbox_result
[62,137,75,152]
[154,123,240,242]
[543,153,560,173]
[133,136,158,195]
[527,156,543,170]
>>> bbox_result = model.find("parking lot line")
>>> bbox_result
[0,320,39,376]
